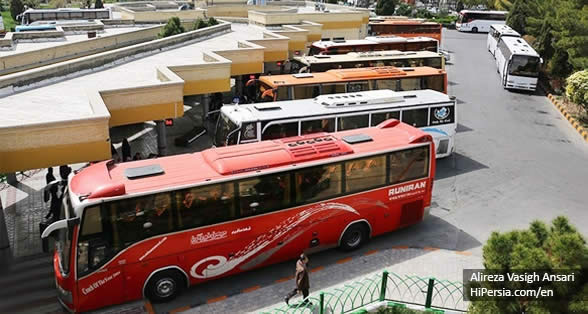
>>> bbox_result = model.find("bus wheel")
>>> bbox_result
[145,270,185,303]
[339,223,368,251]
[472,27,478,33]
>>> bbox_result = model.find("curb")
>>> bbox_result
[547,94,588,142]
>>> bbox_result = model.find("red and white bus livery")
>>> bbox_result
[42,120,436,312]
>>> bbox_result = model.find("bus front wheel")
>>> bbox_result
[339,223,368,251]
[145,270,185,303]
[472,27,478,33]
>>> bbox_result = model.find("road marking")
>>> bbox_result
[169,305,191,314]
[242,285,261,293]
[391,246,409,249]
[336,257,353,264]
[456,251,472,256]
[364,249,379,256]
[207,295,227,304]
[276,275,294,283]
[310,266,324,273]
[423,247,439,251]
[144,301,155,314]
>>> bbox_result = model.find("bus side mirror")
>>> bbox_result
[41,217,79,239]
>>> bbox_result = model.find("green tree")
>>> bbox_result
[10,0,24,21]
[395,3,412,17]
[193,18,207,30]
[94,0,103,9]
[375,0,397,16]
[468,217,588,313]
[506,0,533,35]
[22,0,38,8]
[159,17,185,38]
[550,0,588,75]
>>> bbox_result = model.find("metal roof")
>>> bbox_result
[295,50,442,65]
[312,36,437,49]
[490,24,520,37]
[500,36,539,57]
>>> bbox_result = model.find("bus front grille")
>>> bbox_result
[437,139,449,155]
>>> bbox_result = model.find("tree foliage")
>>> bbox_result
[469,217,588,313]
[566,70,588,110]
[160,17,185,38]
[375,0,397,16]
[95,0,104,9]
[395,3,412,17]
[10,0,24,21]
[506,0,532,35]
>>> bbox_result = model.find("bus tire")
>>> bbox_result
[339,223,368,251]
[472,27,478,33]
[145,270,185,303]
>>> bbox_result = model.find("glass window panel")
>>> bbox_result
[80,206,102,236]
[429,105,455,125]
[262,122,299,140]
[337,115,369,131]
[238,173,291,217]
[389,146,430,184]
[302,118,335,135]
[176,183,235,229]
[423,75,445,93]
[345,155,387,193]
[295,164,342,203]
[294,85,320,99]
[375,79,398,90]
[399,78,422,91]
[402,108,429,127]
[371,111,400,126]
[321,83,346,95]
[347,81,370,92]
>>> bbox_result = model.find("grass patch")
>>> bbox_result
[1,11,17,32]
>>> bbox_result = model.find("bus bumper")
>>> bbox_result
[423,206,431,218]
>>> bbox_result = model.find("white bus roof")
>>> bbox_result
[459,10,508,14]
[312,36,437,48]
[500,36,539,57]
[295,50,441,65]
[221,89,452,123]
[490,24,520,37]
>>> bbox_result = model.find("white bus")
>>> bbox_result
[487,24,520,57]
[456,10,507,33]
[18,8,111,25]
[495,36,542,91]
[215,89,456,158]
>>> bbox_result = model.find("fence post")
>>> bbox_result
[379,271,388,301]
[319,292,324,314]
[425,278,435,308]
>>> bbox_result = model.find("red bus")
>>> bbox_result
[309,36,438,56]
[42,120,435,312]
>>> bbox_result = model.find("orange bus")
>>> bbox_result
[309,36,438,56]
[368,20,442,44]
[247,66,447,102]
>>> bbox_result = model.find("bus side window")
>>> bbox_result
[295,164,342,203]
[143,192,173,237]
[389,146,430,185]
[321,83,345,94]
[428,57,442,69]
[399,78,421,91]
[423,75,444,93]
[302,118,335,135]
[337,115,368,131]
[262,122,298,140]
[344,155,386,193]
[375,79,398,90]
[176,183,236,229]
[401,108,429,127]
[238,173,291,217]
[371,111,400,126]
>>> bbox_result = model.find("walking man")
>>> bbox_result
[284,253,311,306]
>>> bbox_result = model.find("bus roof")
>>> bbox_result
[295,50,441,65]
[221,89,451,123]
[70,121,428,206]
[368,20,440,26]
[500,36,539,57]
[312,36,437,49]
[259,66,445,87]
[23,8,110,13]
[459,10,507,14]
[490,24,520,37]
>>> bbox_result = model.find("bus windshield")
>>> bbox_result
[215,113,239,147]
[509,55,540,77]
[57,191,73,275]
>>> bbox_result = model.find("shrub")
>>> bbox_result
[566,70,588,110]
[10,0,24,21]
[394,3,412,16]
[193,18,207,30]
[208,17,219,26]
[375,0,397,16]
[94,0,103,9]
[49,0,66,8]
[160,16,185,38]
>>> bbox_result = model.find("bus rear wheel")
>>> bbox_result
[472,27,478,33]
[145,270,185,303]
[340,224,368,251]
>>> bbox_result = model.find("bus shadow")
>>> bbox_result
[435,152,489,181]
[154,217,481,314]
[456,123,473,133]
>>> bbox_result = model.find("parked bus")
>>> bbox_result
[456,10,507,33]
[215,89,456,158]
[15,24,58,32]
[292,50,445,73]
[18,8,111,25]
[368,20,442,44]
[42,120,435,312]
[487,24,520,57]
[247,66,447,102]
[309,36,438,56]
[495,36,542,91]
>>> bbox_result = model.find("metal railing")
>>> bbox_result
[261,270,467,313]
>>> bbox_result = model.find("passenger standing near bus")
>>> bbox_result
[284,253,311,306]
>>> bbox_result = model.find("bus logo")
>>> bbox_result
[434,107,450,120]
